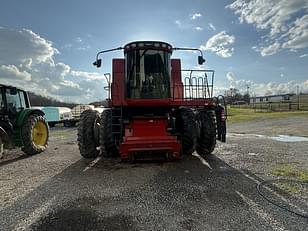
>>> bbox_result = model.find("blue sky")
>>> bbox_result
[0,0,308,103]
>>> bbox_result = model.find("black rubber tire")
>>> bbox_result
[0,136,4,159]
[100,109,119,157]
[48,122,55,128]
[175,107,197,155]
[196,110,217,156]
[77,110,100,158]
[21,114,49,155]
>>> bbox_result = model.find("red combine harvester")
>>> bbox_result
[77,41,226,161]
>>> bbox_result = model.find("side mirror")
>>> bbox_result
[93,59,102,68]
[198,56,205,65]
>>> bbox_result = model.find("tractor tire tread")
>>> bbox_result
[176,107,196,155]
[77,110,99,158]
[100,109,119,157]
[21,115,49,155]
[196,110,217,156]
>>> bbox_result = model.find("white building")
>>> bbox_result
[250,94,295,104]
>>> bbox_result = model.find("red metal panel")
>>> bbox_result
[171,59,184,99]
[126,99,172,106]
[125,117,168,137]
[119,117,182,161]
[111,59,125,106]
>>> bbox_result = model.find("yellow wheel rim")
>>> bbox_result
[32,121,48,146]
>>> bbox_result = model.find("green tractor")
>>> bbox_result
[0,84,49,158]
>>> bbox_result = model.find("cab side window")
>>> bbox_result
[5,89,25,113]
[18,91,27,109]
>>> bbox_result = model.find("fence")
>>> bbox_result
[231,102,308,112]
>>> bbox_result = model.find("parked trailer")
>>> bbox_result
[32,107,75,127]
[71,105,95,121]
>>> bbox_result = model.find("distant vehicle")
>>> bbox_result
[32,106,75,127]
[0,84,49,158]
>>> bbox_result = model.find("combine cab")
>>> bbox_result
[77,41,226,161]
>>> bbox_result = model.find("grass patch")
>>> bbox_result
[272,164,308,193]
[275,182,302,194]
[227,108,308,124]
[272,164,308,182]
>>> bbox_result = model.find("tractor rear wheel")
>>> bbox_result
[175,107,197,155]
[77,110,100,158]
[196,110,216,156]
[100,109,119,157]
[21,114,49,155]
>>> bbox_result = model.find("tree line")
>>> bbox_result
[224,88,250,104]
[28,92,77,108]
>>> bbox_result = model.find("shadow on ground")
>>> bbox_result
[1,154,307,231]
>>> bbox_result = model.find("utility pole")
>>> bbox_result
[297,85,300,110]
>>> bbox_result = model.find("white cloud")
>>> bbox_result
[77,45,91,51]
[226,72,235,82]
[0,28,58,65]
[227,0,308,56]
[0,64,31,81]
[200,31,235,58]
[175,20,182,27]
[195,26,203,31]
[208,23,216,31]
[0,27,106,103]
[260,42,280,56]
[299,53,308,58]
[223,71,308,96]
[71,70,105,80]
[281,15,308,49]
[190,13,202,20]
[76,37,82,43]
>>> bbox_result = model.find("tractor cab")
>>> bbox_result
[0,85,30,121]
[124,41,172,99]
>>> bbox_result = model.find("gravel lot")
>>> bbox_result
[0,118,307,231]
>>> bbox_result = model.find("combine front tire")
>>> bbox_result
[176,108,197,155]
[196,110,216,156]
[100,109,119,157]
[77,110,100,158]
[21,114,49,155]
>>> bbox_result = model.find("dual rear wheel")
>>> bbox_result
[78,109,118,159]
[78,108,217,159]
[176,108,216,156]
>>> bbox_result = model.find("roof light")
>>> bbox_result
[162,44,167,48]
[131,43,137,48]
[154,43,160,47]
[138,43,144,47]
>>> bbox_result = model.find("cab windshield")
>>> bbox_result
[126,49,171,99]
